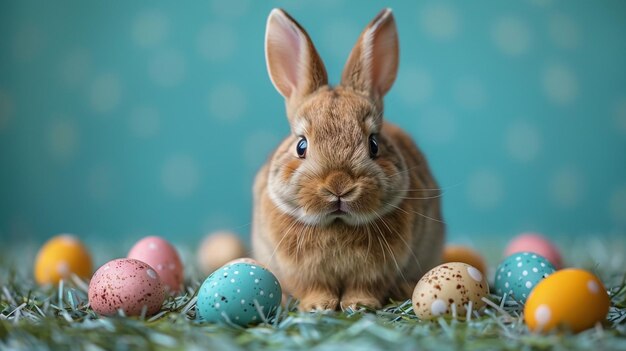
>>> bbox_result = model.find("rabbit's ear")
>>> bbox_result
[265,9,328,101]
[341,9,398,100]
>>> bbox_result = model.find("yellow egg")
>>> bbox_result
[524,269,610,333]
[197,231,247,276]
[442,245,487,274]
[34,234,92,285]
[412,262,489,320]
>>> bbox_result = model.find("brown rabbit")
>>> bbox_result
[252,8,445,311]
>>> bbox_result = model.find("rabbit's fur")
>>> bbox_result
[252,8,444,311]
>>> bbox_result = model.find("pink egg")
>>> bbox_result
[88,258,165,316]
[504,232,563,268]
[127,236,184,293]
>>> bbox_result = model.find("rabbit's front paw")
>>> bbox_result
[298,291,339,311]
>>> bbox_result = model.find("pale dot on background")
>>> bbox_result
[207,82,247,121]
[550,168,584,208]
[202,213,237,234]
[549,14,580,49]
[467,169,504,209]
[48,118,79,161]
[129,105,160,138]
[132,10,170,48]
[148,49,187,87]
[197,23,237,62]
[395,66,433,106]
[454,77,487,109]
[609,185,626,225]
[529,0,554,7]
[420,3,459,40]
[87,164,116,203]
[614,97,626,133]
[12,24,43,62]
[161,154,200,198]
[59,49,91,87]
[243,130,281,169]
[417,108,457,145]
[492,17,531,56]
[505,120,541,162]
[323,21,360,61]
[89,74,122,113]
[210,0,250,19]
[0,90,14,131]
[542,64,579,105]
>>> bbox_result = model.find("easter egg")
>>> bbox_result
[524,269,610,333]
[494,252,556,303]
[412,262,489,320]
[196,262,282,326]
[34,234,92,285]
[88,258,166,316]
[505,232,562,268]
[442,245,487,274]
[197,231,247,275]
[128,236,184,294]
[225,257,266,268]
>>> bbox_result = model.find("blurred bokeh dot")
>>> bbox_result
[161,154,200,198]
[59,49,91,87]
[0,90,14,131]
[148,50,187,87]
[47,119,79,161]
[129,105,160,138]
[610,185,626,225]
[454,77,487,109]
[132,10,170,48]
[550,168,584,208]
[615,97,626,133]
[197,23,237,62]
[89,74,122,113]
[12,24,43,62]
[323,21,360,61]
[207,82,247,122]
[209,0,250,19]
[467,169,504,209]
[243,130,281,169]
[87,164,116,203]
[395,66,433,106]
[419,3,459,40]
[542,64,578,105]
[549,14,580,49]
[492,17,531,56]
[417,108,457,145]
[202,213,238,235]
[505,120,541,162]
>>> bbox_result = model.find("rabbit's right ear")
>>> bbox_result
[265,9,327,102]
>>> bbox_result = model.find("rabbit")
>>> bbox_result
[252,8,445,311]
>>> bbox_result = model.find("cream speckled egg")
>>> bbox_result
[197,231,247,276]
[88,258,166,316]
[128,236,184,294]
[412,262,489,320]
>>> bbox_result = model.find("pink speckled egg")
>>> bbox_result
[127,236,184,293]
[504,232,563,269]
[88,258,165,316]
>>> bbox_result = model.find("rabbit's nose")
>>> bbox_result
[321,171,357,200]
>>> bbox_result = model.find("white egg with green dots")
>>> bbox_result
[196,262,282,326]
[494,252,556,303]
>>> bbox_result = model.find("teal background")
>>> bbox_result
[1,0,626,246]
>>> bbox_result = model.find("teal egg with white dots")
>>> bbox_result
[494,252,556,303]
[196,262,282,326]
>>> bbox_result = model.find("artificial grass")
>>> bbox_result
[1,237,626,351]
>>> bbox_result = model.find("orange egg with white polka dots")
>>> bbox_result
[524,269,610,333]
[34,234,92,285]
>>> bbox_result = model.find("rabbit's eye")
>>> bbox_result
[369,135,379,158]
[296,137,308,158]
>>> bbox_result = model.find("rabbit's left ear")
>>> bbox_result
[341,8,399,101]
